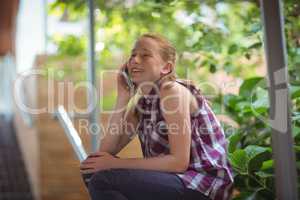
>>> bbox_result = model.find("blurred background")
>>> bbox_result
[0,0,299,200]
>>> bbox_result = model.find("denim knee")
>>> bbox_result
[87,170,113,191]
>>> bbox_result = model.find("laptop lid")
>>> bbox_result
[56,106,88,162]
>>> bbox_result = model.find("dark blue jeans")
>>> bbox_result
[81,168,211,200]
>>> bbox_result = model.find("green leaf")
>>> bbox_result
[209,63,217,73]
[228,44,238,54]
[294,145,300,153]
[228,132,243,153]
[292,124,300,138]
[244,145,271,173]
[290,85,300,99]
[236,102,251,112]
[239,77,264,98]
[255,171,274,179]
[248,42,262,50]
[260,160,274,171]
[251,87,269,114]
[292,112,300,121]
[229,150,248,174]
[224,94,242,109]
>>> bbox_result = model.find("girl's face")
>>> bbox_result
[128,37,172,86]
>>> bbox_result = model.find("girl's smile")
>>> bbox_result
[130,67,143,75]
[128,37,168,85]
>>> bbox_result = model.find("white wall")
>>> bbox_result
[16,0,46,73]
[14,1,47,199]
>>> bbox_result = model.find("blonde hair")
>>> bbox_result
[138,33,197,89]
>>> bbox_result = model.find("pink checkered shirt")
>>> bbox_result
[135,79,234,200]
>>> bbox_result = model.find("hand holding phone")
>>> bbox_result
[117,62,136,99]
[121,66,134,90]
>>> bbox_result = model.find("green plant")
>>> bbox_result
[54,35,86,56]
[223,77,300,199]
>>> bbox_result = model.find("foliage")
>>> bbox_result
[49,0,267,79]
[53,34,86,56]
[224,76,300,199]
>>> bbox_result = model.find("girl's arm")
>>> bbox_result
[99,95,139,155]
[111,82,192,173]
[111,98,139,154]
[98,96,130,155]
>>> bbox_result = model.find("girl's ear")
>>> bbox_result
[160,62,173,75]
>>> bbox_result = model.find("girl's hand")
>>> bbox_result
[117,62,135,100]
[80,151,118,174]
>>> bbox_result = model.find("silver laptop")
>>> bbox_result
[56,106,88,162]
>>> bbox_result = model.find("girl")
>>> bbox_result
[80,33,233,200]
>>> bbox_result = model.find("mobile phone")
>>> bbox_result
[121,66,135,90]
